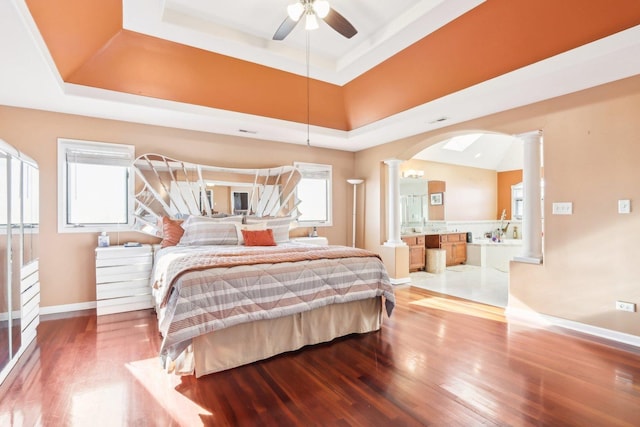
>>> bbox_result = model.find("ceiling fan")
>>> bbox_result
[273,0,358,41]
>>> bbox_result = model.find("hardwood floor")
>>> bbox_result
[1,286,640,426]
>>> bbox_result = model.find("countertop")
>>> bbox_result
[401,231,467,237]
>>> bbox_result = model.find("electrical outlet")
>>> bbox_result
[618,199,631,214]
[615,301,636,312]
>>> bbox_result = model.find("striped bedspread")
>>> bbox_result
[152,243,395,361]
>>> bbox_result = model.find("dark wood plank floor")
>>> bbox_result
[1,286,640,426]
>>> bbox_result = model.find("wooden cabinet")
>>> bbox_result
[425,233,467,266]
[402,235,426,272]
[95,245,153,316]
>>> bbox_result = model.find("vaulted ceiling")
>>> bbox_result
[3,0,640,151]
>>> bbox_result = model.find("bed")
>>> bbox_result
[132,154,395,377]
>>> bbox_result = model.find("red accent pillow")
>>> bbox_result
[241,229,276,246]
[161,217,184,248]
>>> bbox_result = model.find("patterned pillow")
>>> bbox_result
[179,215,240,245]
[241,229,276,246]
[160,216,184,248]
[245,216,292,243]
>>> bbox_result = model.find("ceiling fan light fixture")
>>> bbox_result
[287,3,304,21]
[313,0,330,18]
[305,13,319,30]
[273,0,356,40]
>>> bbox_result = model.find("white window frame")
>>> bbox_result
[294,162,333,227]
[57,138,134,233]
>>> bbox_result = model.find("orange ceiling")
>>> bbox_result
[26,0,640,132]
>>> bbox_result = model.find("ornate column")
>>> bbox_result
[380,159,410,284]
[515,130,543,263]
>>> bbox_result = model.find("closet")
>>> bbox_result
[0,139,40,386]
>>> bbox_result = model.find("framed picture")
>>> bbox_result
[430,192,443,206]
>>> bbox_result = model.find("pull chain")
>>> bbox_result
[306,31,311,147]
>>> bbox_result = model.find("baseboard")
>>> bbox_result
[505,306,640,348]
[390,277,411,285]
[0,309,21,322]
[40,301,96,316]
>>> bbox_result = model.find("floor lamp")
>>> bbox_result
[347,178,364,247]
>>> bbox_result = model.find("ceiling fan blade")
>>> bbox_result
[273,16,299,40]
[322,8,357,39]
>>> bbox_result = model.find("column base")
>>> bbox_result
[379,244,410,284]
[513,256,543,265]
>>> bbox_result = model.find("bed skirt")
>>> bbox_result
[191,297,383,377]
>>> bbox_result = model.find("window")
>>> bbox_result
[511,182,523,220]
[232,191,249,215]
[58,139,134,233]
[294,162,332,227]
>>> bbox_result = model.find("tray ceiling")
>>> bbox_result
[2,0,640,153]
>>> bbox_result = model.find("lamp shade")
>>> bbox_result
[287,3,304,21]
[347,179,364,185]
[313,0,330,18]
[305,13,319,30]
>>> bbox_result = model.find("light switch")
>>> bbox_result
[618,199,631,214]
[552,202,573,215]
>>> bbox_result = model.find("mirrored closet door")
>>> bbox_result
[0,149,8,374]
[0,139,40,386]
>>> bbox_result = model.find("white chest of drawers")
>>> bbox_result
[290,236,329,246]
[95,244,153,316]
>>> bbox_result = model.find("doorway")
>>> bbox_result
[401,131,524,307]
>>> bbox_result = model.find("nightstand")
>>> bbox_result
[95,244,153,315]
[291,236,329,246]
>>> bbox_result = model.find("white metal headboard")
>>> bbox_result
[132,153,302,236]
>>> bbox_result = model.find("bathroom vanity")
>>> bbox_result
[425,232,467,266]
[400,234,426,272]
[401,231,467,271]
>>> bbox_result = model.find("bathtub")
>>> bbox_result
[466,238,523,272]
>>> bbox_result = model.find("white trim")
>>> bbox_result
[384,241,407,248]
[294,162,333,227]
[390,277,411,285]
[506,307,640,348]
[57,138,135,234]
[513,256,542,265]
[0,309,21,322]
[40,301,96,316]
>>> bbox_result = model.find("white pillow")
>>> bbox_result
[235,222,266,245]
[179,216,241,245]
[245,216,292,243]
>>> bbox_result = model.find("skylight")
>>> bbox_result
[442,133,482,152]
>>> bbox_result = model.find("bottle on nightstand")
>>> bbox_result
[98,232,110,247]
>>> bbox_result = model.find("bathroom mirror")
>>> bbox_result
[400,178,429,230]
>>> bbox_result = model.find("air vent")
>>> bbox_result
[429,117,449,124]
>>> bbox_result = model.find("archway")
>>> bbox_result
[379,129,543,307]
